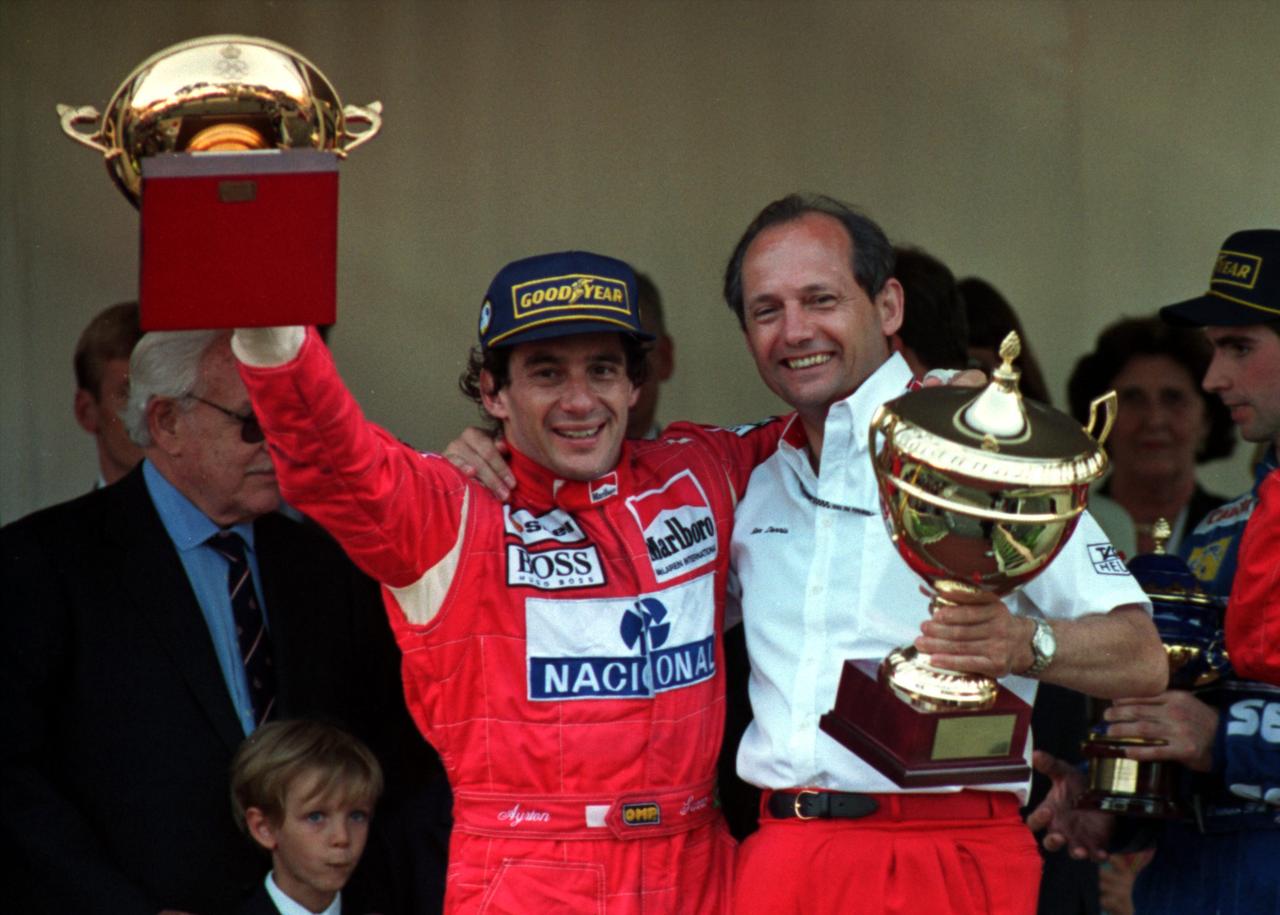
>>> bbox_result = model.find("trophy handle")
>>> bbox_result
[340,101,383,154]
[56,104,114,155]
[1085,390,1118,446]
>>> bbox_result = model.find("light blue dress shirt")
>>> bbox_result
[143,460,268,735]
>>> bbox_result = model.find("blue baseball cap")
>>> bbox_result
[1160,229,1280,326]
[478,250,655,349]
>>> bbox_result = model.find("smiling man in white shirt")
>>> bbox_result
[723,193,1167,915]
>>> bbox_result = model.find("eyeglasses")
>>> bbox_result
[186,395,265,444]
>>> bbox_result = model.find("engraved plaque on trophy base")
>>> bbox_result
[819,660,1032,788]
[1077,733,1182,818]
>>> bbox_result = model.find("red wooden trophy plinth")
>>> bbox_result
[140,149,338,330]
[820,660,1031,788]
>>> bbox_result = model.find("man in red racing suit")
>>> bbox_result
[232,251,781,914]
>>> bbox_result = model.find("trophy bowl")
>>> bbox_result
[820,333,1116,787]
[872,333,1114,711]
[1078,520,1229,817]
[57,34,382,206]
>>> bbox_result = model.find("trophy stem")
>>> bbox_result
[880,645,999,712]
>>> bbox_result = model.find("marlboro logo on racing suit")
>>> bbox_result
[626,470,718,584]
[525,575,716,700]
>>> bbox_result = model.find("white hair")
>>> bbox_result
[124,330,226,447]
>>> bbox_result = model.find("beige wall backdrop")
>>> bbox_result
[3,0,1277,523]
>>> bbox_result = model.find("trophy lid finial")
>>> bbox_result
[957,330,1028,446]
[1152,518,1172,554]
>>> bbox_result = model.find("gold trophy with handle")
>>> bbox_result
[821,332,1117,786]
[56,35,383,329]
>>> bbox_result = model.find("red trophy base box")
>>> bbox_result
[140,149,338,330]
[820,659,1031,788]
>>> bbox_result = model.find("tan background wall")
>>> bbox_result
[3,0,1277,523]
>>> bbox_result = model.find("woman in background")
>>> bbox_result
[1067,316,1236,557]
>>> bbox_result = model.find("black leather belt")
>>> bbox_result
[766,790,880,820]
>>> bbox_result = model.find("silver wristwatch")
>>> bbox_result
[1025,618,1057,678]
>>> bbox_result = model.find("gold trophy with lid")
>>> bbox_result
[820,333,1117,786]
[56,35,383,329]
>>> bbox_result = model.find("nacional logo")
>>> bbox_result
[1087,543,1130,576]
[627,471,718,583]
[511,273,631,318]
[525,576,717,701]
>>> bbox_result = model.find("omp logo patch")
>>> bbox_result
[505,506,586,545]
[1187,537,1232,583]
[526,575,716,701]
[1087,543,1129,575]
[506,544,605,590]
[511,273,630,318]
[622,803,661,826]
[1214,250,1262,290]
[627,470,718,583]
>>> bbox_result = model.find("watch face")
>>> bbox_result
[1033,620,1056,659]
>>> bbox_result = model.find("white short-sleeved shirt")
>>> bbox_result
[730,353,1151,802]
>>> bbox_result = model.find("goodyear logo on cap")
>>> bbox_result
[511,273,631,320]
[1213,249,1262,290]
[622,802,661,827]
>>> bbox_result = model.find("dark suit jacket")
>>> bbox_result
[0,465,408,915]
[238,881,282,915]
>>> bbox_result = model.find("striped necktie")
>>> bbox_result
[208,531,276,726]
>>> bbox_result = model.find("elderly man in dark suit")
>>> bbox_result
[0,330,418,915]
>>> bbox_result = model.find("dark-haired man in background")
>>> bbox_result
[73,301,144,487]
[1034,229,1280,915]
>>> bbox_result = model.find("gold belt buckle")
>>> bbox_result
[793,789,819,820]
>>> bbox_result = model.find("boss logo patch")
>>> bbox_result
[507,544,605,590]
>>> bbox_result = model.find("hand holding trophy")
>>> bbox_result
[1077,519,1229,817]
[821,332,1117,786]
[56,35,383,329]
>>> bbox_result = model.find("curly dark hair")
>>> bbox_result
[1067,316,1235,463]
[458,336,651,427]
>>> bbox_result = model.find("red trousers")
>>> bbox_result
[734,791,1042,915]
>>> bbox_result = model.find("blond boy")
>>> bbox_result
[231,720,383,915]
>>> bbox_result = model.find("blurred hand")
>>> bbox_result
[1098,848,1154,915]
[920,368,987,389]
[1025,750,1114,861]
[443,427,516,501]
